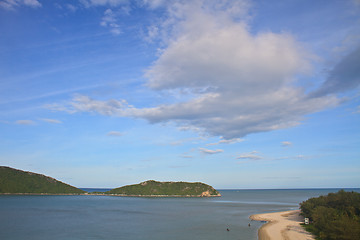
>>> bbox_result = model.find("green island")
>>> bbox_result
[0,166,220,197]
[0,166,85,194]
[300,190,360,240]
[105,180,221,197]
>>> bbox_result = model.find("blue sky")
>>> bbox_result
[0,0,359,189]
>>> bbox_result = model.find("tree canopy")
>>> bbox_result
[300,190,360,240]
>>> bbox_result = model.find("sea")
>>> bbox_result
[1,188,359,240]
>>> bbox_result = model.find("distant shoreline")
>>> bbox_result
[250,210,315,240]
[0,193,221,197]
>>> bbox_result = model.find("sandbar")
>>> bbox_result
[250,210,314,240]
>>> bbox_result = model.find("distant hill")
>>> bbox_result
[0,166,85,194]
[105,180,221,197]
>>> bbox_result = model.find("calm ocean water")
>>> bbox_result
[1,188,359,240]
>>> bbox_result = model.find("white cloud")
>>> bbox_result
[140,0,166,9]
[23,0,40,7]
[101,9,121,35]
[58,95,132,115]
[199,147,224,155]
[80,0,131,35]
[207,137,243,146]
[15,120,35,125]
[66,4,77,12]
[273,155,309,161]
[107,131,123,136]
[50,0,341,140]
[41,118,62,124]
[144,25,159,43]
[134,1,339,139]
[0,0,41,10]
[237,151,262,160]
[281,141,292,147]
[80,0,128,7]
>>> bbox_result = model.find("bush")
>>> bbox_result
[300,190,360,240]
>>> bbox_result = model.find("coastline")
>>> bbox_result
[250,210,315,240]
[0,193,221,197]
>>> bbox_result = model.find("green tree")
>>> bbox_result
[300,190,360,240]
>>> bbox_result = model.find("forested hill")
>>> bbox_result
[105,180,221,197]
[0,166,85,194]
[300,190,360,239]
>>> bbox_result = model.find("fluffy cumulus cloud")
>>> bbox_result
[50,0,343,139]
[0,0,41,10]
[134,0,339,139]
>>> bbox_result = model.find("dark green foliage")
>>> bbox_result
[300,190,360,240]
[301,223,320,239]
[106,180,220,196]
[0,166,85,194]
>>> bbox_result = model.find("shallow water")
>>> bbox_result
[1,188,358,240]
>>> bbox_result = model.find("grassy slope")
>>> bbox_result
[0,166,85,194]
[106,180,220,196]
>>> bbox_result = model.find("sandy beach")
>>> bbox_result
[250,210,315,240]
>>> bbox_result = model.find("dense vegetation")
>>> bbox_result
[0,166,85,194]
[0,166,220,197]
[106,180,221,196]
[300,190,360,240]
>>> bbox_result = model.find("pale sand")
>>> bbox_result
[250,210,315,240]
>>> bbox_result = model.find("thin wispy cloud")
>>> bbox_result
[281,141,292,147]
[0,84,104,106]
[199,147,224,155]
[237,151,262,161]
[107,131,123,136]
[356,106,360,113]
[47,95,132,115]
[207,138,244,146]
[80,0,129,8]
[0,0,41,10]
[41,118,62,124]
[100,9,121,35]
[15,120,35,125]
[273,155,309,161]
[263,176,301,180]
[65,4,77,12]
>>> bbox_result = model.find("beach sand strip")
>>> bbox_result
[250,210,315,240]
